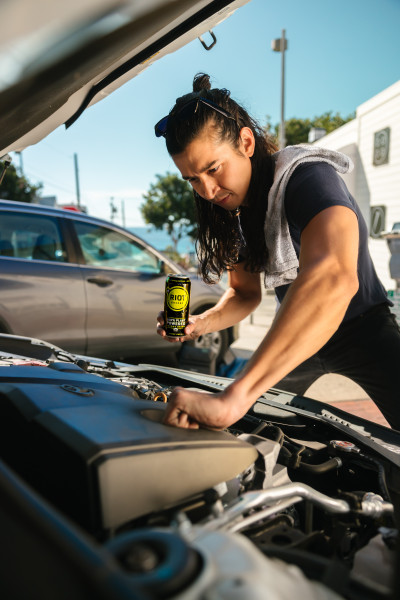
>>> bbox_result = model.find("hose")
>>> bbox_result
[297,457,342,474]
[200,482,394,533]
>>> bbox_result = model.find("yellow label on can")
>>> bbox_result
[166,286,189,311]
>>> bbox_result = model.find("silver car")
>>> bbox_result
[0,199,235,366]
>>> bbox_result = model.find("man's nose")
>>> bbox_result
[201,178,218,200]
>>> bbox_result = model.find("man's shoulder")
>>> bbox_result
[286,161,346,200]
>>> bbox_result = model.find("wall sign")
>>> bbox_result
[370,205,386,238]
[373,127,390,166]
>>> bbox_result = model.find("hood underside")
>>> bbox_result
[0,0,249,157]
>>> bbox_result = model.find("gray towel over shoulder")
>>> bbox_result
[263,144,354,289]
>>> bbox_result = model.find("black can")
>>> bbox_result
[164,274,191,337]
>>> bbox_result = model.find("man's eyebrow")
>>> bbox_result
[182,160,217,180]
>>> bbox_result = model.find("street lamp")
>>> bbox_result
[74,152,81,209]
[271,29,288,149]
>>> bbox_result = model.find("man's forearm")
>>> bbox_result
[198,284,262,334]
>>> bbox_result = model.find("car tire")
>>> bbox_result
[182,302,230,364]
[178,327,230,375]
[188,328,229,365]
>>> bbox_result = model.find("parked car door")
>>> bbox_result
[0,210,87,352]
[72,220,170,359]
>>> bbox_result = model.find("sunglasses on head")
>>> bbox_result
[154,97,236,138]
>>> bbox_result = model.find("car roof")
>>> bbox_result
[0,198,140,234]
[0,0,249,157]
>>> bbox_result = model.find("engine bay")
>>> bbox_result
[0,337,399,599]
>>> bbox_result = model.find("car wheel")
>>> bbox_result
[189,328,229,364]
[178,306,232,373]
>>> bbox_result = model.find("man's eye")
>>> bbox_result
[208,165,220,174]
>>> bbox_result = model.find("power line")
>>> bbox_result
[23,168,76,196]
[39,141,74,160]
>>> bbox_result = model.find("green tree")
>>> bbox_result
[283,117,312,146]
[141,172,196,253]
[265,111,355,147]
[0,161,42,203]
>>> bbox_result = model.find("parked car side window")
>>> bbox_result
[74,221,162,273]
[0,212,66,262]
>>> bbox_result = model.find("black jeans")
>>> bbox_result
[274,304,400,430]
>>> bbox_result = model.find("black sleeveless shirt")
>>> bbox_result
[273,162,389,321]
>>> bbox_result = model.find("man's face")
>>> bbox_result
[172,125,254,211]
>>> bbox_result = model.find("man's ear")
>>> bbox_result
[239,127,255,157]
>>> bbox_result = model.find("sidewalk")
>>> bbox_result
[230,292,390,428]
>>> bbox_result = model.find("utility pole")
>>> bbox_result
[16,151,24,175]
[271,29,288,149]
[110,196,117,221]
[74,153,81,209]
[121,199,126,228]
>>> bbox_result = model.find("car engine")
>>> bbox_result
[0,335,398,600]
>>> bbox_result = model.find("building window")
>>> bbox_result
[373,127,390,166]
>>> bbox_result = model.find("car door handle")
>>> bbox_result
[86,275,114,287]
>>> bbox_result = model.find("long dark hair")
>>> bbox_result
[164,73,278,284]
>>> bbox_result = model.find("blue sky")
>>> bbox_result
[16,0,400,227]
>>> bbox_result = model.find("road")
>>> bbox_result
[230,292,390,428]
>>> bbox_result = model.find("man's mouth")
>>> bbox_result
[214,193,231,205]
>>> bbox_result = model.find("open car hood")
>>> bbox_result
[0,0,249,157]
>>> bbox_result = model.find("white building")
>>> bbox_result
[312,80,400,291]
